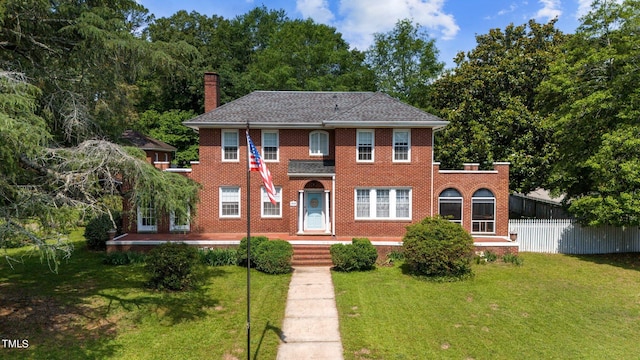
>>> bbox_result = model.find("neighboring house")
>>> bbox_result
[510,188,571,219]
[121,130,176,170]
[109,73,516,255]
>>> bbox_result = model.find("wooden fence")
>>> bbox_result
[509,219,640,254]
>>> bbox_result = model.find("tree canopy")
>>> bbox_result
[0,0,199,267]
[537,0,640,226]
[430,19,567,193]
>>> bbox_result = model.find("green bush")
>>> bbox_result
[84,212,122,251]
[145,242,201,291]
[200,248,238,266]
[330,238,378,272]
[253,240,293,274]
[103,251,147,265]
[402,216,475,280]
[236,236,269,267]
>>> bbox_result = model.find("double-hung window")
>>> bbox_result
[222,130,239,161]
[220,187,240,218]
[261,186,282,217]
[309,131,329,156]
[355,188,411,220]
[262,130,279,162]
[357,130,374,162]
[393,129,411,162]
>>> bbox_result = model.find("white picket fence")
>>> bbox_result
[509,219,640,254]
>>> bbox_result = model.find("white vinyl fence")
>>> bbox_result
[509,219,640,254]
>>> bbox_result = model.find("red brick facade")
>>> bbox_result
[121,73,512,247]
[181,128,510,240]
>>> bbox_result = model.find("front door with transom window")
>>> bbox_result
[304,192,325,231]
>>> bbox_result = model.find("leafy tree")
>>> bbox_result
[431,20,566,193]
[0,1,199,268]
[537,0,640,226]
[245,18,375,91]
[135,110,199,163]
[365,19,444,108]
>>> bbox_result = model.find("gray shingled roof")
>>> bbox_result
[288,160,336,176]
[183,91,448,129]
[121,130,177,152]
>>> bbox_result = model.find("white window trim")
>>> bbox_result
[354,188,412,220]
[309,130,329,156]
[137,204,157,232]
[471,196,496,234]
[170,207,191,232]
[261,186,282,218]
[261,130,279,162]
[219,186,241,218]
[221,129,239,162]
[438,197,463,225]
[393,129,411,163]
[356,129,375,163]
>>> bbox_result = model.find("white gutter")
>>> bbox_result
[431,130,435,217]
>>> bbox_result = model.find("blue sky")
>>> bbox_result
[139,0,598,69]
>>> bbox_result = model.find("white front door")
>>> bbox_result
[304,192,325,231]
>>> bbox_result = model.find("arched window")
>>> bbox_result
[439,188,462,224]
[309,131,329,156]
[472,188,495,233]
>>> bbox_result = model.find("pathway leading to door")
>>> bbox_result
[276,267,344,360]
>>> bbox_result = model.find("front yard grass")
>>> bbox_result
[333,253,640,360]
[0,231,290,360]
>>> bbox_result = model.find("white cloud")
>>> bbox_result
[535,0,562,20]
[297,0,335,23]
[332,0,460,50]
[575,0,623,19]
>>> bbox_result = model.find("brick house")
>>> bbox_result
[109,73,517,258]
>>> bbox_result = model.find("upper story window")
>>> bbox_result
[393,129,411,162]
[222,129,239,161]
[357,129,374,162]
[439,188,462,224]
[472,188,495,233]
[262,130,279,162]
[309,131,329,156]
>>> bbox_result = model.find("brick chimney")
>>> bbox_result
[204,72,220,113]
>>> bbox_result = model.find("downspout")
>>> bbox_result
[430,130,435,217]
[332,175,336,236]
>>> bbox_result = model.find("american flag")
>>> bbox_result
[246,130,277,205]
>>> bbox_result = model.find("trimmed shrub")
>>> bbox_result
[236,236,269,267]
[330,238,378,272]
[402,216,475,280]
[103,251,147,265]
[145,242,201,291]
[84,212,122,251]
[200,248,238,266]
[253,240,293,274]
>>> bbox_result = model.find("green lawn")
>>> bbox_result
[333,253,640,360]
[0,231,290,360]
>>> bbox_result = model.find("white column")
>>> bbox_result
[298,190,304,234]
[324,190,331,233]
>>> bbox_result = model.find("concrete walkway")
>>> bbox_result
[276,267,344,360]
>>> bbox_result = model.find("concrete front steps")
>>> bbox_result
[292,245,333,267]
